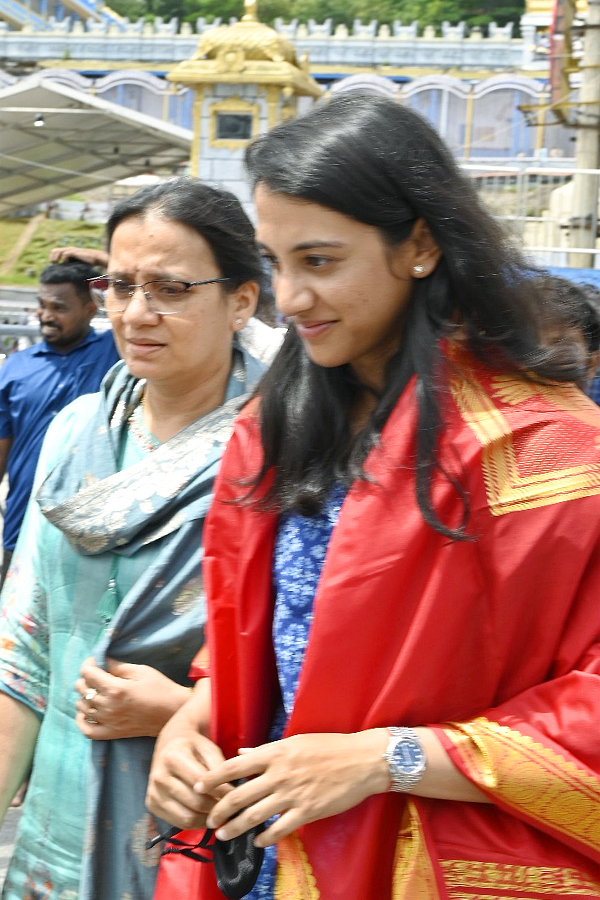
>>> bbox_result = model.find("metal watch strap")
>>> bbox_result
[384,726,427,793]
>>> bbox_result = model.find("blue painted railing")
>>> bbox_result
[60,0,123,27]
[0,0,124,29]
[0,0,49,28]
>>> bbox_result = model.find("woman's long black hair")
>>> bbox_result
[244,94,585,538]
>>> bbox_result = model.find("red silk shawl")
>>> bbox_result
[163,345,600,900]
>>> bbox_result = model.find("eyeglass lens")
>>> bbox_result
[90,279,191,314]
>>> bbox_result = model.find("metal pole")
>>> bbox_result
[569,0,600,267]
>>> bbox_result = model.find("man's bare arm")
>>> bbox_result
[0,437,13,484]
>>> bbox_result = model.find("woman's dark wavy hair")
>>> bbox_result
[105,177,272,319]
[244,94,585,538]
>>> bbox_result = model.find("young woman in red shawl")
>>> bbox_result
[146,94,600,900]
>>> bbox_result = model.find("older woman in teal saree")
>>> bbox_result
[0,178,280,900]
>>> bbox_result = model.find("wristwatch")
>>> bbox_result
[383,727,427,792]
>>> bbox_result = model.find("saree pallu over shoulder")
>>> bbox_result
[445,341,600,515]
[36,353,260,555]
[174,344,600,900]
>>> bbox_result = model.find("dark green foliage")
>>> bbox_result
[116,0,525,30]
[109,0,148,19]
[396,0,524,28]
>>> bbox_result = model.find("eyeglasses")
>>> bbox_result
[87,275,230,316]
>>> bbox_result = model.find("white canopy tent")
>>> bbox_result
[0,75,192,216]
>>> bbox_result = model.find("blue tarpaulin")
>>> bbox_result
[545,267,600,289]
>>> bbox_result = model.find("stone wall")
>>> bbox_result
[0,16,545,71]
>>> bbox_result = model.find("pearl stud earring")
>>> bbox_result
[413,265,425,275]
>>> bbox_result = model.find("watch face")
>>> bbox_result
[392,737,426,775]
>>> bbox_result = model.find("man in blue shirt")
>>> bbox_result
[0,260,120,584]
[589,373,600,404]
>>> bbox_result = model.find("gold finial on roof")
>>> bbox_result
[167,0,322,99]
[242,0,258,21]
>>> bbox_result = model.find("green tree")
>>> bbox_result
[111,0,525,30]
[389,0,523,27]
[109,0,147,19]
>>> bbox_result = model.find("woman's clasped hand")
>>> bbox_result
[74,657,192,739]
[200,732,391,845]
[146,701,231,831]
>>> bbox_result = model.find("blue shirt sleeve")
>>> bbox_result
[0,357,15,440]
[588,374,600,406]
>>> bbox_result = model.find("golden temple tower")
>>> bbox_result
[167,0,322,206]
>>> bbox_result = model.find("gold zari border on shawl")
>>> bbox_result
[440,858,600,897]
[391,800,441,900]
[444,718,600,853]
[442,891,599,899]
[275,833,320,899]
[449,365,600,516]
[273,803,442,900]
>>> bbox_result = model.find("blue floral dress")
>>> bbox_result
[246,485,347,899]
